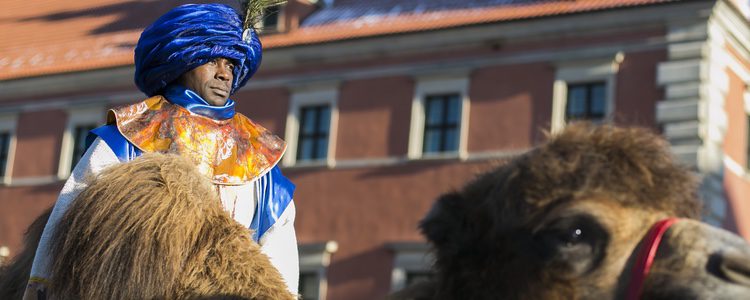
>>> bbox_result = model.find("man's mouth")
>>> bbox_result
[211,87,229,96]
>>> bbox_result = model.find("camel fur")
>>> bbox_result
[393,123,750,299]
[42,153,293,299]
[0,208,51,300]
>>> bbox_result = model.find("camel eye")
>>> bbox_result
[533,215,609,277]
[563,228,583,247]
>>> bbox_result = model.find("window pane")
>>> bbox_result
[422,94,461,154]
[590,83,607,116]
[318,106,331,134]
[423,129,441,153]
[406,271,433,287]
[425,97,444,126]
[0,132,9,177]
[297,139,314,161]
[71,124,96,171]
[297,105,331,162]
[445,95,461,124]
[301,108,317,135]
[314,137,328,159]
[567,86,587,119]
[444,128,459,152]
[299,273,319,300]
[262,5,280,29]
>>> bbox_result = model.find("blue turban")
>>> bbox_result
[134,4,262,97]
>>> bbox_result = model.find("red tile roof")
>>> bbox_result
[0,0,680,81]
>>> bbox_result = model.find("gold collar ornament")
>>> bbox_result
[108,96,286,185]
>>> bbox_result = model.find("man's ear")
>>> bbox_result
[420,192,471,256]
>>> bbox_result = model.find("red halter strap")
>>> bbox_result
[625,217,680,300]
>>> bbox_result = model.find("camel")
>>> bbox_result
[0,153,294,300]
[0,208,51,300]
[393,123,750,299]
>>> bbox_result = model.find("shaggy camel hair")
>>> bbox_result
[0,208,51,300]
[392,123,750,299]
[35,153,295,300]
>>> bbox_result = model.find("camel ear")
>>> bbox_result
[420,192,471,253]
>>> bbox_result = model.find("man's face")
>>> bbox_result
[177,57,235,106]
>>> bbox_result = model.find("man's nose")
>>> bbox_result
[216,63,232,81]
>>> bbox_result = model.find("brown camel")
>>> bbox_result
[0,153,294,300]
[0,208,51,300]
[393,124,750,299]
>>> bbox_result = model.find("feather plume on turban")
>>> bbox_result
[134,4,262,97]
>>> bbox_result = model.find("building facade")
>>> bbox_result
[1,0,749,299]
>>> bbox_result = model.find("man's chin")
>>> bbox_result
[205,96,229,106]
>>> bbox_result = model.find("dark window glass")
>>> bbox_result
[297,105,331,162]
[566,82,607,122]
[71,124,96,171]
[423,94,461,154]
[405,271,433,287]
[299,272,319,300]
[0,132,10,177]
[262,5,281,30]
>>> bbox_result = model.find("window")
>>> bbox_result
[299,272,320,300]
[0,246,9,266]
[262,5,281,30]
[296,105,331,162]
[408,76,469,159]
[0,115,17,185]
[551,53,623,133]
[299,241,338,300]
[59,107,104,178]
[256,4,284,33]
[423,94,461,154]
[284,85,338,167]
[565,82,607,122]
[389,242,433,292]
[0,132,10,180]
[70,124,97,172]
[405,271,433,287]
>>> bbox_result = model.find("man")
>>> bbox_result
[25,3,298,298]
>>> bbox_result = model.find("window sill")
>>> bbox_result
[410,152,463,162]
[284,159,333,170]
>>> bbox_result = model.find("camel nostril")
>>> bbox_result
[718,252,750,286]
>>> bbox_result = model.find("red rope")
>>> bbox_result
[625,218,680,300]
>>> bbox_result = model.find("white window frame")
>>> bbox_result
[58,106,105,179]
[0,245,9,266]
[299,241,338,300]
[0,114,18,185]
[284,84,339,167]
[389,242,433,292]
[551,53,624,134]
[407,75,470,160]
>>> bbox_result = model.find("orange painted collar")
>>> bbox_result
[108,96,286,185]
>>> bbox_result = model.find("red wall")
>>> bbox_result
[469,62,554,151]
[12,110,67,177]
[614,50,666,128]
[723,68,750,239]
[337,77,414,159]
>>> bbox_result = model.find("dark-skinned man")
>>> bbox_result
[25,3,299,299]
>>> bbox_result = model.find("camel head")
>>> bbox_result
[419,124,750,299]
